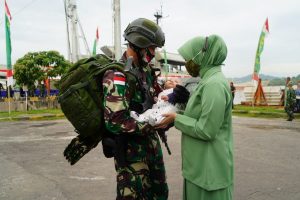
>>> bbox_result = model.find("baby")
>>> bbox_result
[130,79,189,126]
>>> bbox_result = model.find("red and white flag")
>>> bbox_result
[252,18,269,81]
[5,0,13,86]
[113,72,126,86]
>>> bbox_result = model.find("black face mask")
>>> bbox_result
[185,59,200,77]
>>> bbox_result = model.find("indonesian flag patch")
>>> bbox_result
[113,72,126,86]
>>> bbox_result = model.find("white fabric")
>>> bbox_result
[130,88,178,126]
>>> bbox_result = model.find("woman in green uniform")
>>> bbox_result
[157,35,234,200]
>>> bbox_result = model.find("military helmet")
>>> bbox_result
[123,18,165,48]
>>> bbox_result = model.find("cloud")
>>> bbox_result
[0,0,299,78]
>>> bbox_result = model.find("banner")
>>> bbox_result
[252,18,269,81]
[92,27,99,56]
[5,0,13,86]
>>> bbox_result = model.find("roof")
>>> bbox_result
[155,51,185,66]
[100,45,186,66]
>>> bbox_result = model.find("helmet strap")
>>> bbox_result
[128,43,148,68]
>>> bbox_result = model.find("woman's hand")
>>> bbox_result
[155,113,177,129]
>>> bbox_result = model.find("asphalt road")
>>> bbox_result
[0,117,300,200]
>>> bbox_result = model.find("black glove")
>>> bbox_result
[141,124,156,135]
[102,137,116,158]
[172,85,190,104]
[64,135,100,165]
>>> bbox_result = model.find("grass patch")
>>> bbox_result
[233,105,300,119]
[0,105,297,121]
[234,105,285,113]
[0,109,63,118]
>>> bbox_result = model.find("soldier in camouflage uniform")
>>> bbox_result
[102,18,168,199]
[285,81,296,121]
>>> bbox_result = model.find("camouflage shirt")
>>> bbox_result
[102,63,161,162]
[286,88,296,108]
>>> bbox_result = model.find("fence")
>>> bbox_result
[0,97,60,112]
[0,89,59,99]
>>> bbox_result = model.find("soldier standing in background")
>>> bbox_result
[284,77,291,108]
[285,81,296,121]
[230,82,236,109]
[102,18,168,199]
[295,81,300,112]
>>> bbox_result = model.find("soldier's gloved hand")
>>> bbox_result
[64,135,100,165]
[141,123,156,135]
[158,122,174,132]
[172,85,190,104]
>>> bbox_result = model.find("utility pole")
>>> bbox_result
[154,6,163,25]
[64,0,91,63]
[113,0,122,60]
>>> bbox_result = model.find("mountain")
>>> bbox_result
[229,74,300,86]
[231,74,279,83]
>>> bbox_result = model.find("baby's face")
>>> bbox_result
[164,80,177,89]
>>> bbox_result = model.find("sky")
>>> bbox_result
[0,0,300,78]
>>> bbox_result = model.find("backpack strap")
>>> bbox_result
[58,81,89,103]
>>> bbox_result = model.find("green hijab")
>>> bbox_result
[178,35,227,78]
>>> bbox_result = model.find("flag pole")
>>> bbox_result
[163,49,168,81]
[8,86,11,116]
[251,18,269,107]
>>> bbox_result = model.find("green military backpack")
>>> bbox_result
[58,54,135,165]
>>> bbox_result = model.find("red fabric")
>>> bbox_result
[5,0,12,20]
[252,73,259,81]
[6,70,13,77]
[114,76,126,82]
[96,27,99,39]
[265,18,269,33]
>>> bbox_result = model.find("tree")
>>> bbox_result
[14,51,71,96]
[268,74,300,86]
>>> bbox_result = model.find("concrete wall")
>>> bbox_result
[0,99,60,112]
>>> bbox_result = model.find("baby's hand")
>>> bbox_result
[161,95,169,101]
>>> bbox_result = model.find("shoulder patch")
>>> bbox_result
[114,72,126,86]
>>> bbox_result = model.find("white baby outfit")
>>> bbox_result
[130,88,178,126]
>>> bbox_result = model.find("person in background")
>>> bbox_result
[157,35,234,200]
[295,81,300,113]
[230,82,236,109]
[0,83,3,98]
[284,77,291,108]
[285,81,296,121]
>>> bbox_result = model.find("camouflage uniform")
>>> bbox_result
[102,57,168,199]
[285,86,296,121]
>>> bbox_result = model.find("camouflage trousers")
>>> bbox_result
[115,160,168,200]
[285,106,295,120]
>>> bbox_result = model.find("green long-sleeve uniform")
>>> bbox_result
[176,35,234,200]
[175,66,233,189]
